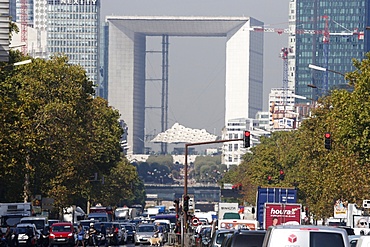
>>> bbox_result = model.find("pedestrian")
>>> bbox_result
[155,222,164,245]
[76,224,85,247]
[100,223,106,246]
[174,221,181,244]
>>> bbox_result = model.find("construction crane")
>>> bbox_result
[20,0,28,54]
[279,47,289,109]
[250,17,363,93]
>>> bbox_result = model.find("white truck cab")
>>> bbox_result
[262,225,350,247]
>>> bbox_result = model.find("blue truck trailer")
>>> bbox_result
[256,187,298,229]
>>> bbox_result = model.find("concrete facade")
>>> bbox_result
[106,16,264,154]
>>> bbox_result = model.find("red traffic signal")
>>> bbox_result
[243,131,251,148]
[324,132,332,150]
[279,170,285,180]
[267,175,272,184]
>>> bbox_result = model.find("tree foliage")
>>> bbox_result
[0,53,145,212]
[229,53,370,220]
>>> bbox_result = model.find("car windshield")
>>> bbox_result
[94,223,113,231]
[124,225,133,231]
[17,227,33,234]
[216,232,233,244]
[52,225,72,232]
[3,216,22,227]
[138,226,155,232]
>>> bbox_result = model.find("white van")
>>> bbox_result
[355,235,370,247]
[262,225,350,247]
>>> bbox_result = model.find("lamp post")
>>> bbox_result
[308,64,347,99]
[308,64,345,77]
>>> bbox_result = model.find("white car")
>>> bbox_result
[135,224,156,245]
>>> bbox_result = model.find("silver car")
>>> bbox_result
[134,224,156,245]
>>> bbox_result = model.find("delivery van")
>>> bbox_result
[355,235,370,247]
[262,225,350,247]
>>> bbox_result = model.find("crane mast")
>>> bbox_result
[322,15,330,94]
[20,0,28,55]
[280,47,289,116]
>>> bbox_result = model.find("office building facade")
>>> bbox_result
[289,0,369,100]
[47,0,100,86]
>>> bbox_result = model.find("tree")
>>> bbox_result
[0,54,145,211]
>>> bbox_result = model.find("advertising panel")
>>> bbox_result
[218,219,258,230]
[264,203,301,229]
[333,199,347,219]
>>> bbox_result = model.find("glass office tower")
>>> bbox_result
[290,0,370,100]
[47,0,100,88]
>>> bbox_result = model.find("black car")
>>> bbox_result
[210,229,235,247]
[222,230,266,247]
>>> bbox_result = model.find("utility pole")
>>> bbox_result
[182,138,243,247]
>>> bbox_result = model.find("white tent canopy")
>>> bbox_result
[151,123,218,144]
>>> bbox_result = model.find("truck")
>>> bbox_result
[155,205,166,214]
[115,206,135,221]
[217,203,239,220]
[89,205,114,221]
[256,187,298,229]
[0,203,32,233]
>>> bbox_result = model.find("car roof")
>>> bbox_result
[17,223,36,228]
[52,222,73,226]
[270,225,347,231]
[21,217,47,220]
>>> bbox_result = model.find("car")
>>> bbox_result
[134,223,156,245]
[118,223,128,244]
[20,216,49,247]
[262,225,351,247]
[210,229,236,247]
[49,222,75,246]
[154,220,171,243]
[195,225,213,247]
[79,219,96,231]
[16,223,39,246]
[223,230,266,247]
[121,223,136,243]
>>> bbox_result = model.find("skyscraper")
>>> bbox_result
[47,0,100,87]
[289,0,369,100]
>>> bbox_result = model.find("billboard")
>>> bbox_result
[264,203,301,229]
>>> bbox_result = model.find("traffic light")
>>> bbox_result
[279,170,285,181]
[183,195,190,212]
[173,199,179,215]
[243,131,251,148]
[324,132,332,150]
[267,175,272,184]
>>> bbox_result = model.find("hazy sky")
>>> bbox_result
[101,0,289,146]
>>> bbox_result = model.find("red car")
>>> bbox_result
[49,222,75,246]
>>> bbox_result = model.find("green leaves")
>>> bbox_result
[0,53,144,211]
[232,52,370,219]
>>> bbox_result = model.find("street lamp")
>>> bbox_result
[308,64,345,77]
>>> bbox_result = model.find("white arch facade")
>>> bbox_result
[106,16,264,154]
